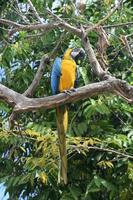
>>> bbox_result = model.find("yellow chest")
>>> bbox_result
[59,59,76,92]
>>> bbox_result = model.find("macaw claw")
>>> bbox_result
[62,88,77,95]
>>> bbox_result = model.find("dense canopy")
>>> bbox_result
[0,0,133,199]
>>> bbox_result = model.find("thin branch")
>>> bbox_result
[46,9,82,37]
[126,33,133,38]
[23,55,49,97]
[11,0,30,24]
[120,35,133,60]
[27,0,43,23]
[2,130,132,160]
[0,9,81,37]
[71,145,133,160]
[0,18,21,27]
[2,129,133,161]
[9,22,59,36]
[0,18,81,37]
[108,41,133,62]
[103,21,133,29]
[88,146,133,160]
[86,0,124,33]
[69,105,82,134]
[46,8,63,22]
[0,130,37,141]
[25,33,45,38]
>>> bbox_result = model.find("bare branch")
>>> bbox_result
[96,26,110,71]
[23,55,49,97]
[0,18,21,27]
[120,35,133,60]
[46,9,63,22]
[86,0,124,33]
[46,9,82,37]
[27,0,43,23]
[0,18,81,37]
[103,21,133,29]
[81,26,107,79]
[71,145,133,160]
[12,0,30,24]
[113,80,133,103]
[9,22,59,36]
[0,78,132,114]
[0,82,111,111]
[25,33,45,38]
[126,33,133,38]
[0,84,27,106]
[9,56,46,126]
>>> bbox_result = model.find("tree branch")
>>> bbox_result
[86,0,124,33]
[1,130,132,159]
[81,26,108,79]
[0,18,21,27]
[0,6,132,128]
[9,22,60,36]
[103,21,133,29]
[81,26,133,103]
[27,0,43,23]
[46,9,82,37]
[0,78,132,113]
[13,0,30,24]
[120,35,133,60]
[0,18,81,37]
[71,145,133,160]
[23,55,49,97]
[0,84,27,106]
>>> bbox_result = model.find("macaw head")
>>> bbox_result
[63,48,85,64]
[71,48,85,64]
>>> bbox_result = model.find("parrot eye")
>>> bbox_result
[71,49,80,59]
[71,48,85,64]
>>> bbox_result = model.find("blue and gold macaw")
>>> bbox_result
[51,48,85,184]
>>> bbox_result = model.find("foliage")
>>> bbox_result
[0,129,132,199]
[0,0,133,199]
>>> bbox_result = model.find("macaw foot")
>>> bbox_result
[62,88,77,95]
[70,88,77,92]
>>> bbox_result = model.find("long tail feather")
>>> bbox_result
[56,106,68,184]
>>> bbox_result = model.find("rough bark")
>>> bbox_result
[0,79,132,114]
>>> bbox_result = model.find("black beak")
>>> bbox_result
[71,48,85,62]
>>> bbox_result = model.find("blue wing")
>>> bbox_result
[51,57,61,95]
